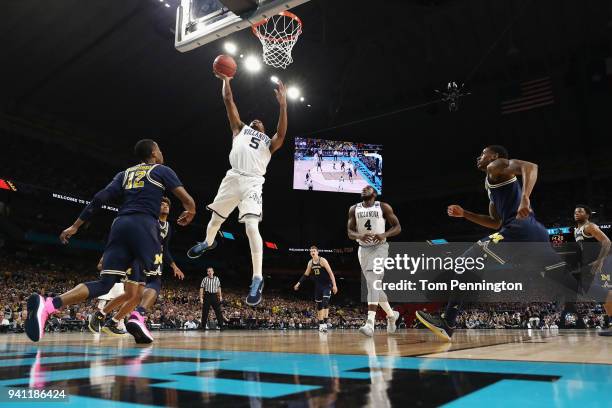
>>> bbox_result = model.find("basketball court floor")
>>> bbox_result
[0,329,609,407]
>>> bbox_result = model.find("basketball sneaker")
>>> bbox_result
[187,240,218,259]
[245,276,264,306]
[319,323,328,333]
[415,311,454,341]
[25,294,55,342]
[102,319,127,337]
[88,311,106,334]
[359,320,374,337]
[387,311,400,334]
[126,311,154,344]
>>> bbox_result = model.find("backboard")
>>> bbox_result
[175,0,310,52]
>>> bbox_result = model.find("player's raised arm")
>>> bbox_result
[448,203,502,230]
[59,172,123,244]
[270,80,287,154]
[294,260,312,291]
[219,75,244,136]
[321,258,338,294]
[171,186,196,226]
[489,158,538,219]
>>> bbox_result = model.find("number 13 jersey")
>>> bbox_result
[229,125,272,176]
[355,201,386,247]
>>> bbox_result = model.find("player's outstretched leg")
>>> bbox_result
[26,276,116,342]
[187,212,223,258]
[244,219,264,306]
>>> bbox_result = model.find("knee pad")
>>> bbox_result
[85,275,117,299]
[321,297,330,309]
[316,301,323,311]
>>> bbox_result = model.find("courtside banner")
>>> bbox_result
[360,242,610,303]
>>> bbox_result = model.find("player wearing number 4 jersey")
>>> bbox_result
[348,186,402,337]
[188,72,288,307]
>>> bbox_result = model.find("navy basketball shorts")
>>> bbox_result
[101,214,162,281]
[125,262,146,285]
[464,216,565,271]
[314,284,332,303]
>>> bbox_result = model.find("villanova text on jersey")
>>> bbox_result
[243,127,271,147]
[357,210,381,219]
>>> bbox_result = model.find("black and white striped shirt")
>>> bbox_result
[200,276,221,293]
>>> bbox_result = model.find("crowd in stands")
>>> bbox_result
[449,302,610,330]
[1,253,609,335]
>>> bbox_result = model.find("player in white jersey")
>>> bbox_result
[187,72,287,307]
[347,186,402,337]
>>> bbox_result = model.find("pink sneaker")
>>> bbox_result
[126,311,154,344]
[25,294,55,342]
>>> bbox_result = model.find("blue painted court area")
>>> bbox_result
[0,343,608,407]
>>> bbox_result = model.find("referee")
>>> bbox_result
[200,267,224,330]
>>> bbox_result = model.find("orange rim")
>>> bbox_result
[251,11,303,43]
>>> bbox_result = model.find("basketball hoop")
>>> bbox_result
[252,11,302,69]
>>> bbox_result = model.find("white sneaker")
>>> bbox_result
[359,323,374,337]
[319,324,328,333]
[387,311,400,334]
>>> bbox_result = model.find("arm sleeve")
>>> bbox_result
[153,165,183,191]
[78,172,124,222]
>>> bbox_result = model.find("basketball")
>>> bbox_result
[4,2,612,407]
[213,54,237,78]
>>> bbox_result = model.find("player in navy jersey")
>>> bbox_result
[573,205,612,336]
[294,246,338,332]
[90,197,185,342]
[416,145,567,341]
[24,139,196,343]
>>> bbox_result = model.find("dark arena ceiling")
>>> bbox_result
[2,0,612,245]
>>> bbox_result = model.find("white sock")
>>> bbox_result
[367,311,376,325]
[379,302,394,317]
[97,300,107,311]
[205,213,224,246]
[245,219,263,279]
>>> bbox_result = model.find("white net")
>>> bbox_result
[252,12,302,69]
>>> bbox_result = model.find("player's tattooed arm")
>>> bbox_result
[219,75,245,136]
[489,158,538,219]
[270,80,287,154]
[448,202,502,230]
[322,258,338,294]
[294,260,312,290]
[584,223,612,273]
